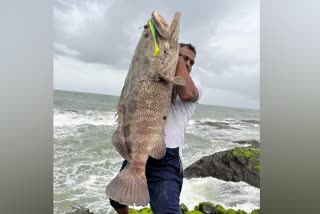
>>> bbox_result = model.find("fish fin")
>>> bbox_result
[112,128,131,161]
[149,134,166,159]
[169,12,181,46]
[158,73,186,86]
[106,163,150,206]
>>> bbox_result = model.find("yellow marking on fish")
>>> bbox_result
[147,19,160,57]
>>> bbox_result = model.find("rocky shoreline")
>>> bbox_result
[56,140,260,214]
[58,202,260,214]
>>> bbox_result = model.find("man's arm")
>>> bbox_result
[175,56,199,102]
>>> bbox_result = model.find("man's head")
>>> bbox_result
[179,43,196,73]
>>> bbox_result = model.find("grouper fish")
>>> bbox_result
[105,11,185,206]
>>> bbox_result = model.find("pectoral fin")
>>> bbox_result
[158,73,186,86]
[149,134,166,159]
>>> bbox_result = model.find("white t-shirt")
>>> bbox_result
[164,82,202,156]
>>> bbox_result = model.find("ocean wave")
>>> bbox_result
[54,109,117,127]
[181,177,260,213]
[185,122,260,144]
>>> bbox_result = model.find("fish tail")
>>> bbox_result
[105,163,149,206]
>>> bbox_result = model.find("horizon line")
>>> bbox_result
[54,88,260,111]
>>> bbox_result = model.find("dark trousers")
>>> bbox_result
[109,147,183,214]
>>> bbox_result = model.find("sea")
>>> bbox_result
[53,89,260,214]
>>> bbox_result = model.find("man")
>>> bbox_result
[109,43,201,214]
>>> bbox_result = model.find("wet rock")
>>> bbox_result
[56,205,94,214]
[180,203,189,214]
[197,121,241,130]
[184,147,260,188]
[240,120,260,125]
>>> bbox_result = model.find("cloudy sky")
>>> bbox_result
[54,0,260,109]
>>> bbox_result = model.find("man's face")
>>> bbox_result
[180,46,196,73]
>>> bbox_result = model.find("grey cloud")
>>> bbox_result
[54,0,260,109]
[54,0,251,67]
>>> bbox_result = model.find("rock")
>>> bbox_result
[129,208,140,214]
[126,202,259,214]
[251,209,260,214]
[184,147,260,188]
[225,209,237,214]
[214,205,225,214]
[198,202,216,214]
[187,211,203,214]
[57,205,94,214]
[240,120,260,125]
[197,121,241,130]
[139,207,152,213]
[237,209,247,214]
[180,203,189,214]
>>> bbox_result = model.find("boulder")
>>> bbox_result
[180,203,189,214]
[184,147,260,188]
[214,205,225,214]
[251,209,260,214]
[225,209,237,214]
[198,202,216,214]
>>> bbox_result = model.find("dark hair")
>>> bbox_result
[179,43,196,55]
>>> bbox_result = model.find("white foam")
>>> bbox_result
[54,109,116,127]
[181,177,260,213]
[185,121,260,143]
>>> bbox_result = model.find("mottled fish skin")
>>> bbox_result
[106,11,184,206]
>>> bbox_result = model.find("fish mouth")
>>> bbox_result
[152,11,169,29]
[151,11,181,39]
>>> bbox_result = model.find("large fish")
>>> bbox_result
[105,11,185,206]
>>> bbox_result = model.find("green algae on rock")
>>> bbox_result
[126,202,259,214]
[225,209,237,214]
[237,209,248,214]
[251,209,260,214]
[215,204,226,214]
[184,146,260,187]
[198,202,215,213]
[180,203,189,214]
[186,211,203,214]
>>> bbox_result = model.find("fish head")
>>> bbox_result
[151,11,181,45]
[144,10,181,79]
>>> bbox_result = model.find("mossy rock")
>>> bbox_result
[214,205,225,214]
[187,211,203,214]
[139,207,152,214]
[180,203,189,214]
[251,209,260,214]
[232,147,259,160]
[237,210,247,214]
[198,202,215,213]
[254,164,260,171]
[129,208,140,214]
[225,209,237,214]
[128,207,152,214]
